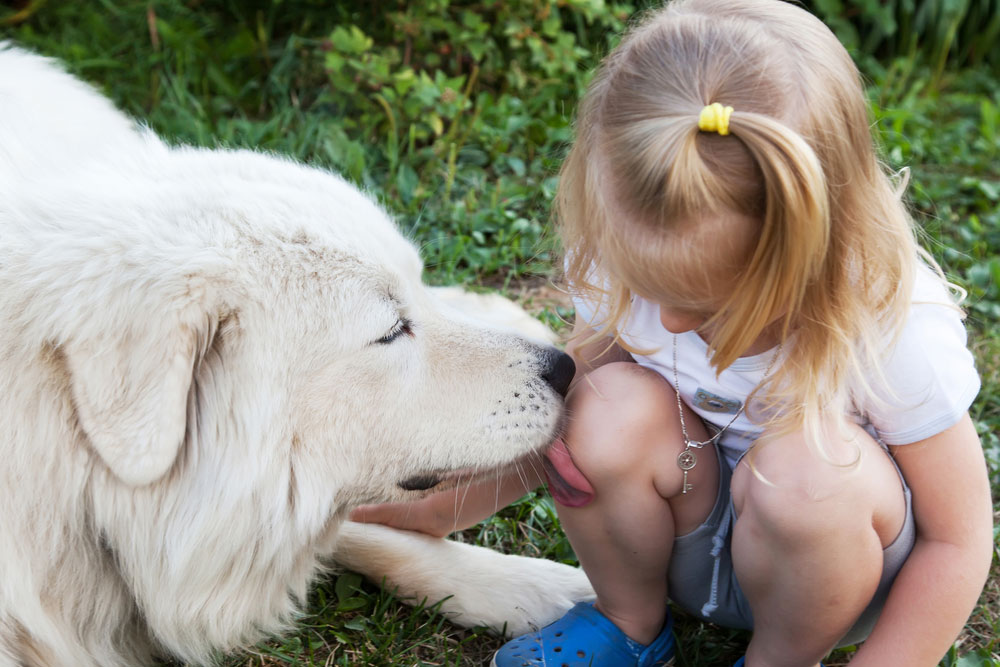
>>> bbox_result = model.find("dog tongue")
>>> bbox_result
[542,438,595,507]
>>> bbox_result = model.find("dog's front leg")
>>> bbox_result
[331,521,595,637]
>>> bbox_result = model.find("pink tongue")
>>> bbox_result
[543,438,595,507]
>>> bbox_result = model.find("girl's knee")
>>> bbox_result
[563,362,681,479]
[732,422,904,543]
[567,362,677,435]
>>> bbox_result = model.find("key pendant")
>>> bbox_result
[677,448,697,494]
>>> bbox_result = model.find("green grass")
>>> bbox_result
[3,1,999,665]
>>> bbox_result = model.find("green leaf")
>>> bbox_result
[396,163,419,204]
[977,180,1000,202]
[334,572,363,602]
[953,652,993,667]
[989,258,1000,290]
[336,596,369,612]
[343,617,368,631]
[329,25,372,55]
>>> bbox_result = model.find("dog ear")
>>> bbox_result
[64,313,213,486]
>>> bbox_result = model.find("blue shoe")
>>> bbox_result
[491,602,675,666]
[734,657,826,667]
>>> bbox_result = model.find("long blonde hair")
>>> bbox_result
[559,0,928,455]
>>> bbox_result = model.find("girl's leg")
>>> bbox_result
[731,423,906,667]
[555,361,720,644]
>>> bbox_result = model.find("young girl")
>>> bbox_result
[353,1,994,665]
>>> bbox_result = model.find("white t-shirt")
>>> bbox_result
[572,265,981,468]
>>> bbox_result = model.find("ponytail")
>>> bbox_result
[707,112,830,372]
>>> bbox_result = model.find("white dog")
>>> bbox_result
[0,45,593,666]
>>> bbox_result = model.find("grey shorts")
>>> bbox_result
[667,443,915,648]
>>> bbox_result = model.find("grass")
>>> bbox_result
[3,1,999,665]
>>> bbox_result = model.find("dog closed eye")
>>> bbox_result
[375,318,413,345]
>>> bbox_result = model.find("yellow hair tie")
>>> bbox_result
[698,102,734,136]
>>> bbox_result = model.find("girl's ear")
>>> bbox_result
[63,312,216,486]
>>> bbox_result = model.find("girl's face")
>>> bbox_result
[644,208,768,349]
[647,208,755,340]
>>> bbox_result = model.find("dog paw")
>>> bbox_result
[479,552,596,636]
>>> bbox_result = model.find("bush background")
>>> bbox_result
[2,0,997,665]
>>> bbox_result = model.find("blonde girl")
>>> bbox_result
[353,1,994,665]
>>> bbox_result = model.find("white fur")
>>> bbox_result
[429,286,559,345]
[0,44,592,666]
[334,522,595,635]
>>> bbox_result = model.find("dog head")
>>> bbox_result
[50,147,571,510]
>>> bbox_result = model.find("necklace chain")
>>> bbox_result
[672,334,782,493]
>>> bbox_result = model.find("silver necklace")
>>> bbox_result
[672,334,782,494]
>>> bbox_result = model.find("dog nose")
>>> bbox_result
[542,349,576,398]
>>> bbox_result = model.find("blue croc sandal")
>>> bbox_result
[733,657,826,667]
[491,602,675,667]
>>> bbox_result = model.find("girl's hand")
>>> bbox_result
[350,460,546,538]
[350,497,459,538]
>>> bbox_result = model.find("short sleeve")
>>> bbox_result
[860,270,980,445]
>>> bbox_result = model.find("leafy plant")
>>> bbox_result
[805,0,1000,78]
[317,0,634,281]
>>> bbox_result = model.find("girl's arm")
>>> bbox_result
[848,413,994,666]
[351,319,633,536]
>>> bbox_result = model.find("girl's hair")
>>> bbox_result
[558,0,935,456]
